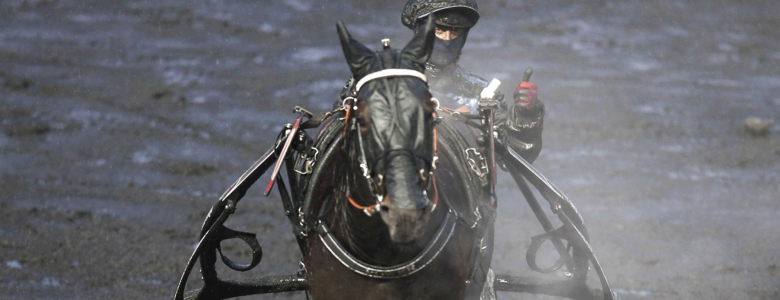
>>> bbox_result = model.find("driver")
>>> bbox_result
[400,0,544,165]
[335,1,543,164]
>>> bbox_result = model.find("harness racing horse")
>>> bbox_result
[173,14,617,300]
[300,16,494,299]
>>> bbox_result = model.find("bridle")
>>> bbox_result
[342,68,440,216]
[318,68,455,280]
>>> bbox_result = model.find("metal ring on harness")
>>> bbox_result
[342,97,356,138]
[342,96,356,108]
[431,97,441,111]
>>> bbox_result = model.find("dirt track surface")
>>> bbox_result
[1,0,779,299]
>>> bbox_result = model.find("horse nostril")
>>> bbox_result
[380,205,390,213]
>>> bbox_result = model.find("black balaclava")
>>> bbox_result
[428,26,469,67]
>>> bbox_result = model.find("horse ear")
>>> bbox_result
[401,14,436,71]
[336,20,374,79]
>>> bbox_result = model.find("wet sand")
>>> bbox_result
[1,0,778,299]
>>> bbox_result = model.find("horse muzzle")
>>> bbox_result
[379,200,431,244]
[378,157,433,243]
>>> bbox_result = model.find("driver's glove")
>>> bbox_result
[500,81,545,163]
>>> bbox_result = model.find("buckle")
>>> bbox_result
[294,147,319,175]
[465,148,488,178]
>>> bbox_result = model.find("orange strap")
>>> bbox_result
[455,106,470,113]
[348,194,379,215]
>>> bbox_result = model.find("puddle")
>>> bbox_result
[41,277,61,287]
[6,260,22,269]
[613,288,653,297]
[290,47,340,63]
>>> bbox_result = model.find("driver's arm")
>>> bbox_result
[497,82,544,164]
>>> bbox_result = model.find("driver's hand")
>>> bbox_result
[501,79,545,163]
[513,81,537,106]
[510,81,544,124]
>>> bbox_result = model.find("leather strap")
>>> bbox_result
[317,209,457,279]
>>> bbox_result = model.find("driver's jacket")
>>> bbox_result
[424,63,544,164]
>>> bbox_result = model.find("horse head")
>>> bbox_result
[337,16,438,244]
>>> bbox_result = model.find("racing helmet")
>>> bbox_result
[401,0,480,30]
[401,0,480,67]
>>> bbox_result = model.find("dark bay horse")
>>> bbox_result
[173,13,615,300]
[299,16,493,299]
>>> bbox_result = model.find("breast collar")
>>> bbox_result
[317,208,457,279]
